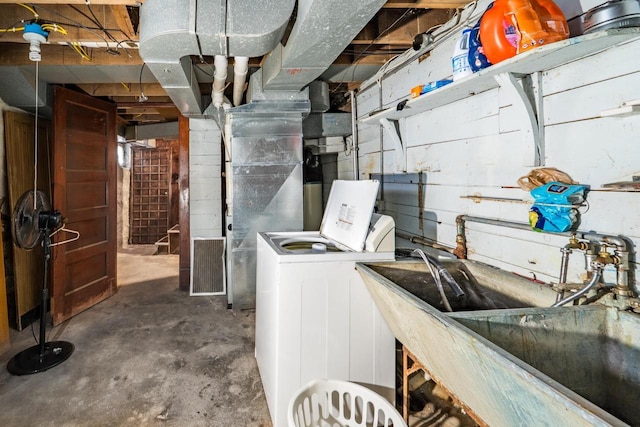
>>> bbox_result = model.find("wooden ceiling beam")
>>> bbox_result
[0,43,143,65]
[112,96,172,103]
[110,5,136,39]
[117,102,176,109]
[0,4,138,43]
[77,83,166,97]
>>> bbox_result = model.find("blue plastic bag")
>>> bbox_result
[528,182,588,233]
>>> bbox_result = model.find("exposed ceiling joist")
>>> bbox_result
[77,82,165,97]
[0,43,143,65]
[0,4,138,44]
[0,0,456,125]
[110,5,136,38]
[117,101,175,108]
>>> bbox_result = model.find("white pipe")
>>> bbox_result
[349,90,359,180]
[212,55,228,107]
[232,56,249,107]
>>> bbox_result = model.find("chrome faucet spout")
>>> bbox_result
[552,268,603,307]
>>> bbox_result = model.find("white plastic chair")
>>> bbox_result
[288,379,406,427]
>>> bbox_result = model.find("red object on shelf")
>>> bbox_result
[479,0,569,65]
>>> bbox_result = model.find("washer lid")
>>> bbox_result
[320,180,379,252]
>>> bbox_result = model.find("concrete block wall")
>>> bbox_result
[189,118,223,238]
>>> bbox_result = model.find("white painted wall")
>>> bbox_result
[345,7,640,292]
[189,118,223,238]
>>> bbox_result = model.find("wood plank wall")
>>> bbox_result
[3,110,51,330]
[344,13,640,288]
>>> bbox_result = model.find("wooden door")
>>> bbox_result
[52,87,117,326]
[0,229,9,355]
[129,147,171,244]
[3,110,51,330]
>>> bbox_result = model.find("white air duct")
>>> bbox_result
[212,55,228,107]
[233,56,249,106]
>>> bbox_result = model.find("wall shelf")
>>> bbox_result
[359,28,640,124]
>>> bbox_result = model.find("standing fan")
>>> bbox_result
[7,189,74,375]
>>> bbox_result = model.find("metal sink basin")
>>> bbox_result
[361,259,558,311]
[356,260,637,426]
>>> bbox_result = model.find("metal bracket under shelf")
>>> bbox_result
[375,71,545,170]
[380,118,407,172]
[494,71,544,167]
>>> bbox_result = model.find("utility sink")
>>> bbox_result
[356,260,639,427]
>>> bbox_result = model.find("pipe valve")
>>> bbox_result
[593,244,615,267]
[565,234,589,251]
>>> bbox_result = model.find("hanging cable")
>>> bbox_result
[138,63,148,102]
[33,59,39,209]
[27,3,112,46]
[331,8,418,94]
[17,3,38,19]
[412,248,454,312]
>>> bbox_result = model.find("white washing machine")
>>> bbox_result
[255,180,396,427]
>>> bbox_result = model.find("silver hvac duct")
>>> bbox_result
[139,0,295,116]
[262,0,387,90]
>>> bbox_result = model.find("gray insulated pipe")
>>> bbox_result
[138,0,295,116]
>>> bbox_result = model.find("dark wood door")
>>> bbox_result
[129,147,171,244]
[52,87,117,326]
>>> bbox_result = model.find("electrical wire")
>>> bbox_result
[70,3,119,43]
[17,3,38,19]
[70,42,91,60]
[0,26,25,33]
[138,63,147,102]
[331,7,419,94]
[24,3,113,46]
[40,23,68,35]
[362,1,480,93]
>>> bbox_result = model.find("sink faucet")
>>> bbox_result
[554,234,637,308]
[556,234,592,303]
[553,264,604,307]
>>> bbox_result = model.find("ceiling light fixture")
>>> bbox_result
[23,23,48,62]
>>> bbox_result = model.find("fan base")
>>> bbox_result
[7,341,74,375]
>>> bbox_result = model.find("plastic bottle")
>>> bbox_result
[480,0,569,64]
[504,0,568,51]
[468,10,492,72]
[480,1,518,64]
[452,29,473,81]
[536,0,570,37]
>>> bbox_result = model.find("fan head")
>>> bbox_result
[12,190,50,250]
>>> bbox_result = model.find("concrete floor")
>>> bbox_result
[0,248,272,426]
